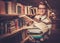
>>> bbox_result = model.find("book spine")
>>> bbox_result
[0,23,4,35]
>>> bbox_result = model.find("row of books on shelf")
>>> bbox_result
[0,18,26,35]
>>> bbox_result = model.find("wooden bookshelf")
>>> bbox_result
[0,1,29,43]
[0,26,27,39]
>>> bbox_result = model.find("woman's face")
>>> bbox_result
[38,4,46,15]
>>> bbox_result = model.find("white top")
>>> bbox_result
[34,15,52,29]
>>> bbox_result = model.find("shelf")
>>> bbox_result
[27,14,35,16]
[0,14,18,17]
[0,26,27,39]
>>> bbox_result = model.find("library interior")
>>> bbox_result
[0,0,60,43]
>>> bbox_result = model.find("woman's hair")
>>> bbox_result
[38,2,48,9]
[38,2,49,16]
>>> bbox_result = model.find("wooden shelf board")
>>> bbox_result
[0,14,18,17]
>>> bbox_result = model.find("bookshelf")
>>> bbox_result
[0,1,38,43]
[0,14,28,43]
[0,0,26,35]
[0,25,27,39]
[0,15,27,36]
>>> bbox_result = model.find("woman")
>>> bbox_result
[33,2,53,41]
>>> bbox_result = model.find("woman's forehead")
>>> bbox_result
[39,4,46,8]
